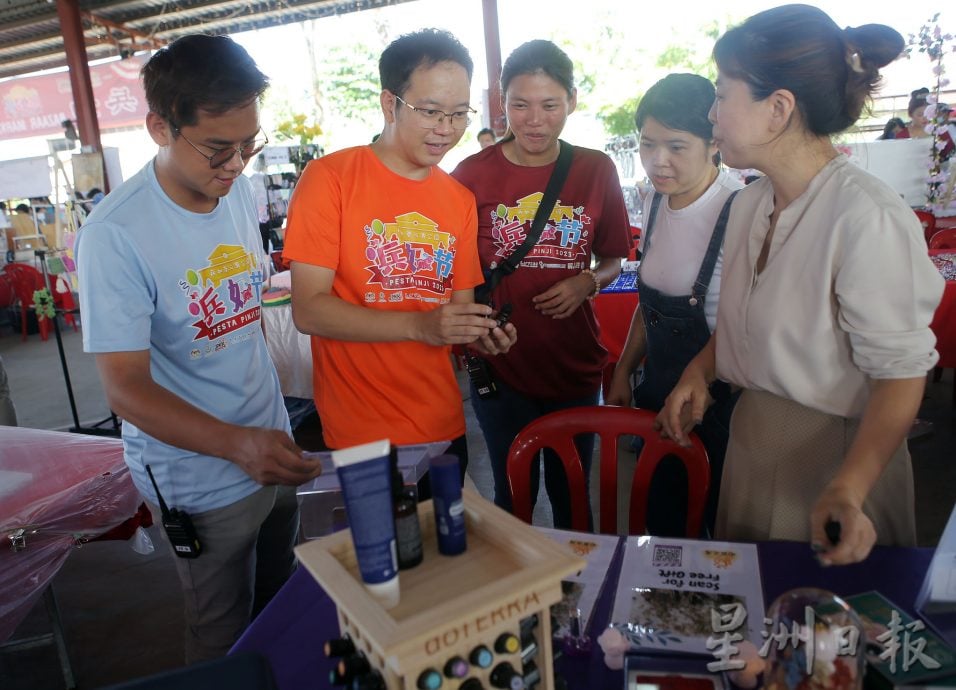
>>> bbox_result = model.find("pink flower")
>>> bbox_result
[598,627,629,670]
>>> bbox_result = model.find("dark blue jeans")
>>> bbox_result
[470,378,598,529]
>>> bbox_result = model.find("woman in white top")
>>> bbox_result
[659,4,944,565]
[606,73,742,536]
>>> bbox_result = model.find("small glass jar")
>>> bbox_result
[763,588,864,690]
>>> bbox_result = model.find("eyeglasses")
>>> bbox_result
[171,125,269,168]
[394,95,476,130]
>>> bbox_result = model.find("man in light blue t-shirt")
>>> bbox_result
[76,35,321,663]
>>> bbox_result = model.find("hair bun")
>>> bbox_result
[844,24,905,68]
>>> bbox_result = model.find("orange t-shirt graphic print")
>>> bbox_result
[283,146,482,449]
[363,211,457,300]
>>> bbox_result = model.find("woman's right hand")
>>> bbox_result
[605,366,634,407]
[655,365,713,447]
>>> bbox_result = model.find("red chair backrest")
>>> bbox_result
[929,228,956,250]
[1,263,46,304]
[0,272,14,308]
[916,210,937,244]
[628,225,642,261]
[506,406,710,536]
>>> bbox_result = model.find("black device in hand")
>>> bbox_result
[146,464,202,559]
[465,303,513,400]
[494,303,513,329]
[824,519,841,547]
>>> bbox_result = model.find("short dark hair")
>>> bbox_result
[379,28,473,98]
[879,117,905,139]
[635,73,715,142]
[501,40,574,97]
[141,34,269,128]
[15,203,30,214]
[477,128,494,138]
[713,4,903,136]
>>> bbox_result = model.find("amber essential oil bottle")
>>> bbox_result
[391,452,423,569]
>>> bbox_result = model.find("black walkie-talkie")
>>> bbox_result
[145,464,202,559]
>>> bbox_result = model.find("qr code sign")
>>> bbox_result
[652,544,683,567]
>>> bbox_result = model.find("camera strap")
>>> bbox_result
[475,139,574,304]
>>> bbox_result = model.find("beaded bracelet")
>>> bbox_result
[581,269,601,300]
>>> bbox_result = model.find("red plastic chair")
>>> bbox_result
[1,263,76,341]
[916,210,937,244]
[627,225,642,261]
[506,406,710,536]
[929,228,956,250]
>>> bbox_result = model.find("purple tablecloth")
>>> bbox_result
[231,540,933,690]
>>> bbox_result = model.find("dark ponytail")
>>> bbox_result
[713,4,904,136]
[843,24,906,126]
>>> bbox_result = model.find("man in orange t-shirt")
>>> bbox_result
[283,29,516,475]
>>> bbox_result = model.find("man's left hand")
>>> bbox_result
[470,322,517,356]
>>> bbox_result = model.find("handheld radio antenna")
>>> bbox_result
[145,464,171,518]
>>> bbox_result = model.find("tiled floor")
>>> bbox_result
[1,318,954,689]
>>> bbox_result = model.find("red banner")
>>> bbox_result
[365,267,453,294]
[191,306,261,341]
[0,54,149,141]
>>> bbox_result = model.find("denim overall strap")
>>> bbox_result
[642,192,664,252]
[634,189,736,413]
[690,190,738,304]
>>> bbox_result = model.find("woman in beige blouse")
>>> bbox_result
[659,5,945,566]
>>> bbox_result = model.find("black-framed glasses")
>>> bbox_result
[171,125,269,168]
[394,95,476,130]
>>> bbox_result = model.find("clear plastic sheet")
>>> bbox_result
[262,301,314,399]
[0,427,143,642]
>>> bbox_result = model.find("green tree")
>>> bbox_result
[316,41,381,129]
[599,96,641,137]
[544,12,733,139]
[302,20,382,141]
[654,20,721,81]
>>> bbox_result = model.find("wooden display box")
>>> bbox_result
[295,489,586,690]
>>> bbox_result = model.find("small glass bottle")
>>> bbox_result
[392,463,423,569]
[763,588,864,690]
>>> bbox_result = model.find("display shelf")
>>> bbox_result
[295,489,585,689]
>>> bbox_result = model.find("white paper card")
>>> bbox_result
[535,527,621,637]
[610,536,764,656]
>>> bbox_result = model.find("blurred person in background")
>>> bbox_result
[896,87,931,139]
[477,127,496,149]
[0,356,17,426]
[877,116,905,140]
